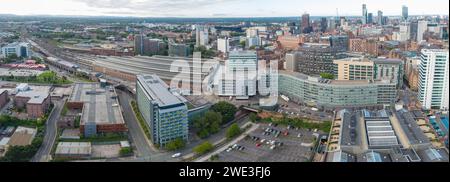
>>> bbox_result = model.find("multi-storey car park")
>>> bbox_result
[278,70,397,110]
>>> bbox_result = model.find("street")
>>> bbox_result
[31,98,65,162]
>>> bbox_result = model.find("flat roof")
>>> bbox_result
[395,110,431,145]
[339,110,358,146]
[372,58,403,64]
[8,126,37,146]
[137,74,187,107]
[55,142,91,155]
[69,83,124,125]
[279,70,393,86]
[16,90,49,104]
[93,55,212,81]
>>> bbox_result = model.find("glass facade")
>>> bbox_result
[279,72,397,108]
[136,76,189,146]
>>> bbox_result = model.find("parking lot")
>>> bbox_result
[277,100,333,122]
[215,123,321,162]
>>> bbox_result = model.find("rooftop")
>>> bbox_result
[55,142,92,156]
[395,110,431,146]
[15,90,49,104]
[8,126,37,146]
[279,70,393,86]
[137,74,187,107]
[69,83,124,125]
[93,55,212,81]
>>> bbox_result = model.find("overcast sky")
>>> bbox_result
[0,0,448,17]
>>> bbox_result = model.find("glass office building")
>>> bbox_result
[136,75,189,146]
[279,71,397,109]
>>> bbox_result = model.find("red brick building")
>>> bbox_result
[14,91,51,118]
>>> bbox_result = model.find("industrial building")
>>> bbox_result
[55,142,92,159]
[136,75,189,146]
[67,83,127,137]
[7,126,37,146]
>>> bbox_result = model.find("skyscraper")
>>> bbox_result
[377,10,383,25]
[402,5,408,21]
[217,37,230,53]
[301,13,311,33]
[410,20,418,41]
[320,17,328,32]
[417,20,428,42]
[368,13,373,24]
[362,4,368,24]
[418,49,449,110]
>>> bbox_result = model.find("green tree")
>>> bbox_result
[193,111,222,138]
[320,73,334,79]
[249,113,259,122]
[239,41,246,48]
[119,147,133,156]
[226,123,241,139]
[211,101,237,123]
[193,141,213,155]
[165,138,186,151]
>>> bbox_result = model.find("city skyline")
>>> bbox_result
[0,0,448,18]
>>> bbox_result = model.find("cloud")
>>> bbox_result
[73,0,239,16]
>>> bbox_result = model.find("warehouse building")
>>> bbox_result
[67,83,127,137]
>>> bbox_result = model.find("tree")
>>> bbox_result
[239,41,246,48]
[249,113,259,122]
[193,141,213,155]
[320,73,334,79]
[119,147,133,156]
[211,101,237,124]
[193,111,222,138]
[226,123,241,139]
[37,71,57,83]
[165,138,186,151]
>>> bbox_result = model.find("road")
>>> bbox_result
[116,89,154,157]
[194,123,260,162]
[116,89,181,162]
[31,98,65,162]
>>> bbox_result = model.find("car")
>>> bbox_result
[232,144,238,149]
[270,145,276,150]
[256,143,262,147]
[260,139,266,143]
[171,153,182,158]
[275,133,280,138]
[239,146,245,151]
[283,131,289,136]
[297,133,302,138]
[226,148,233,152]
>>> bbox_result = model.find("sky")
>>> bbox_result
[0,0,448,17]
